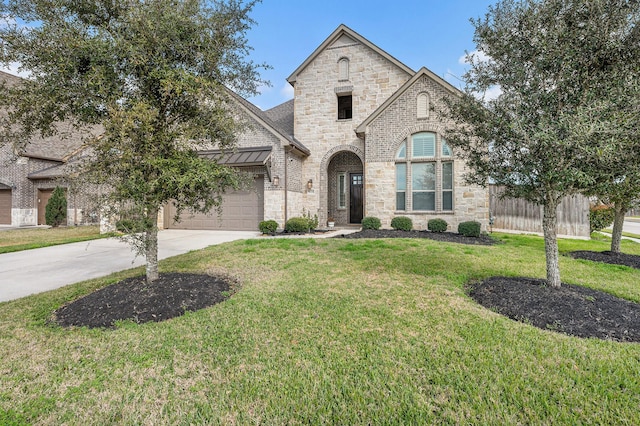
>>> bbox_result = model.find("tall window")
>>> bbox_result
[395,132,453,212]
[338,58,349,81]
[338,95,352,120]
[337,172,347,209]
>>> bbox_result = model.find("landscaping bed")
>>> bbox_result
[569,250,640,269]
[335,228,497,245]
[469,276,640,343]
[54,272,234,328]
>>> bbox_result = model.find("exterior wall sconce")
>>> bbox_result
[307,179,313,191]
[272,176,280,187]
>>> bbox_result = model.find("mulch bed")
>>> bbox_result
[335,229,497,245]
[568,250,640,270]
[469,277,640,342]
[53,273,233,329]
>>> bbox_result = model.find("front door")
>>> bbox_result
[350,173,363,224]
[37,189,54,225]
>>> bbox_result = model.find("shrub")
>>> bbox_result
[302,209,318,231]
[391,216,413,231]
[458,221,481,237]
[259,220,278,235]
[45,186,67,227]
[285,217,309,233]
[361,216,381,230]
[589,204,615,233]
[428,218,448,233]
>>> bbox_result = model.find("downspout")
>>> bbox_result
[284,147,290,225]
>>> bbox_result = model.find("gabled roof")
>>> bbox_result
[287,24,414,85]
[356,67,462,136]
[226,89,309,156]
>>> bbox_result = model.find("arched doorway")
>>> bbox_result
[326,150,364,225]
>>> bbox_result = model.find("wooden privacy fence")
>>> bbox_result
[489,185,590,238]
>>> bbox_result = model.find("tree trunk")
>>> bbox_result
[542,198,561,288]
[145,208,159,284]
[610,204,626,254]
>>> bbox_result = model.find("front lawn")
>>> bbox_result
[1,233,639,424]
[0,225,109,254]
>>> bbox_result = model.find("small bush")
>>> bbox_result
[458,221,481,237]
[589,204,615,233]
[428,218,448,233]
[361,216,381,230]
[45,186,67,227]
[259,220,278,234]
[391,216,413,231]
[285,217,309,233]
[302,209,318,231]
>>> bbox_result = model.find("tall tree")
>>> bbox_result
[0,0,266,283]
[576,79,640,254]
[443,0,640,287]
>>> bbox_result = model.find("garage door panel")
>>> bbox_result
[167,177,263,231]
[0,189,11,225]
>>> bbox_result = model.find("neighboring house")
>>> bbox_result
[0,71,98,226]
[163,25,489,231]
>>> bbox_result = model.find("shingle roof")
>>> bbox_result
[0,71,99,161]
[226,89,309,156]
[263,99,294,138]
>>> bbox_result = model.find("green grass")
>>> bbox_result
[0,225,111,253]
[1,233,640,424]
[599,228,640,240]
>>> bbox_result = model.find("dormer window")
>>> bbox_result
[338,58,349,81]
[417,93,429,119]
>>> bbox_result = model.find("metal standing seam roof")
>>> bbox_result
[199,146,274,181]
[199,146,272,166]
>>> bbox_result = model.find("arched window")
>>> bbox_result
[395,132,453,212]
[338,58,349,81]
[417,93,429,119]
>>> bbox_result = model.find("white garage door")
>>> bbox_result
[166,176,263,231]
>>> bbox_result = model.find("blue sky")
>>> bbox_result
[245,0,497,110]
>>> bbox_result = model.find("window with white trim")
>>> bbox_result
[395,132,454,212]
[337,172,347,209]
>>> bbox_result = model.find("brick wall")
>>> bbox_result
[364,74,489,230]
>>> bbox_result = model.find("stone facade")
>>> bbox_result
[290,31,412,226]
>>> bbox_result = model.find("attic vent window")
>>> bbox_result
[338,94,352,120]
[417,93,429,119]
[338,58,350,81]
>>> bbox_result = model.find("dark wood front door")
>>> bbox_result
[350,173,363,224]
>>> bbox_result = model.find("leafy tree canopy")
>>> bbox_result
[444,0,640,286]
[0,0,267,282]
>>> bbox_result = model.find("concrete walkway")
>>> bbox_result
[0,230,258,303]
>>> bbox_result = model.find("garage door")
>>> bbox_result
[0,189,11,225]
[166,176,264,231]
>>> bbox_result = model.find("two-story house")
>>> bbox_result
[163,24,489,231]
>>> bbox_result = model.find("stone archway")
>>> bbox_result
[320,145,364,226]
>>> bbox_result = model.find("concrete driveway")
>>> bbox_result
[0,230,258,302]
